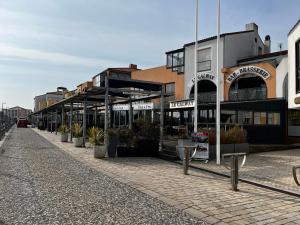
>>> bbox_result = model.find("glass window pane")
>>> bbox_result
[254,112,267,125]
[268,112,280,125]
[238,111,253,125]
[221,110,236,124]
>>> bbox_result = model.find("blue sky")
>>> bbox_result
[0,0,299,109]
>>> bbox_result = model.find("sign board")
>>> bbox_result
[169,99,195,109]
[112,102,153,111]
[226,66,271,84]
[191,132,209,159]
[187,72,216,90]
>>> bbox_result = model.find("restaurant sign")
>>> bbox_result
[226,66,271,84]
[112,102,153,111]
[187,72,216,90]
[169,99,195,109]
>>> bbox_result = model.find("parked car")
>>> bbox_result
[17,119,29,128]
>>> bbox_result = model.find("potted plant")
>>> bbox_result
[88,126,105,158]
[58,124,69,142]
[72,123,83,147]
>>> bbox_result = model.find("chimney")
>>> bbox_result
[129,64,137,69]
[264,35,271,54]
[245,23,258,32]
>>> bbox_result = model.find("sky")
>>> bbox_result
[0,0,299,110]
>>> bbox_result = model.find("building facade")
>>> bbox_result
[34,87,67,112]
[7,106,32,121]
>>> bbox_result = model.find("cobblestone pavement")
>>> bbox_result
[34,128,300,225]
[189,149,300,194]
[0,127,206,225]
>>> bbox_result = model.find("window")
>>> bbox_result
[166,50,184,73]
[238,111,253,125]
[254,112,267,125]
[221,110,236,124]
[197,48,211,72]
[268,112,280,125]
[165,83,175,94]
[296,40,300,93]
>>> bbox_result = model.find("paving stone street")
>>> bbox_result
[0,127,206,225]
[33,128,300,225]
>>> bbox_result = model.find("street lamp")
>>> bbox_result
[1,102,6,123]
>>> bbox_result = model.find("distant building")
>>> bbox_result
[92,64,139,87]
[34,87,67,112]
[7,106,32,121]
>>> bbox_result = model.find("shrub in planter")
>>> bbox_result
[72,123,83,147]
[88,126,105,158]
[58,124,69,142]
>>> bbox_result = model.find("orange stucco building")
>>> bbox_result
[131,66,185,100]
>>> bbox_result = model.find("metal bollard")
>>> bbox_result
[222,153,246,191]
[292,166,300,186]
[183,147,190,175]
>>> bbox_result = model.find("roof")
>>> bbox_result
[183,30,253,48]
[288,19,300,36]
[237,50,288,64]
[93,67,140,79]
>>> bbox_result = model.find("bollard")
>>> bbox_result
[292,166,300,186]
[183,147,190,175]
[231,155,239,191]
[222,153,246,191]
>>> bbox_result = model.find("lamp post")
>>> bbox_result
[193,0,199,133]
[1,102,6,123]
[216,0,221,165]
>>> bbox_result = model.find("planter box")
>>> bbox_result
[209,143,249,159]
[117,139,159,157]
[73,137,83,147]
[94,145,106,158]
[107,134,119,157]
[61,133,68,142]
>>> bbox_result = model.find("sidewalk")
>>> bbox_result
[33,128,300,225]
[189,149,300,194]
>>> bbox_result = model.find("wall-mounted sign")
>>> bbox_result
[170,99,195,109]
[226,66,271,84]
[112,102,153,111]
[187,72,216,89]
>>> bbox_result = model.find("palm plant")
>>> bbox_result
[72,123,83,138]
[88,126,104,146]
[58,124,69,134]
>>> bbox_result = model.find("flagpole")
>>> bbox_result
[216,0,221,164]
[194,0,199,133]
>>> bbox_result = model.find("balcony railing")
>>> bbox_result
[229,88,267,101]
[190,92,216,103]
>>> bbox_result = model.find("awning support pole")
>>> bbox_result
[159,85,165,152]
[69,102,73,142]
[83,99,87,147]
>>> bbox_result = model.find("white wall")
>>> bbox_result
[184,38,225,100]
[276,56,288,98]
[288,22,300,109]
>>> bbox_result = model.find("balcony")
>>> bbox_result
[229,88,267,101]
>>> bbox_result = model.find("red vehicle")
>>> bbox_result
[17,118,29,128]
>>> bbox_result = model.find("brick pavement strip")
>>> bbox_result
[33,128,300,225]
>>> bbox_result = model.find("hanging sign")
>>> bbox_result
[191,132,209,160]
[169,99,195,109]
[226,66,271,84]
